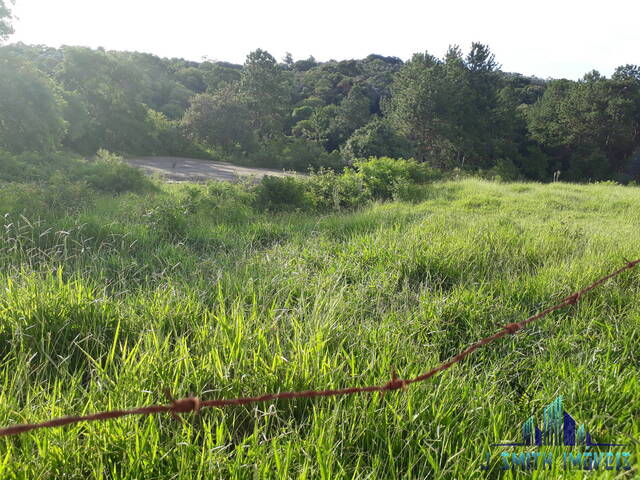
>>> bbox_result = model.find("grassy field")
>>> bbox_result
[0,178,638,479]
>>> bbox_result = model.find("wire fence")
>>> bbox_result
[0,258,638,437]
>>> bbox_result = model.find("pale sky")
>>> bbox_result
[7,0,640,80]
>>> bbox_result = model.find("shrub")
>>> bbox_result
[342,118,413,161]
[81,150,152,193]
[146,109,210,158]
[179,181,256,223]
[248,137,345,172]
[144,198,189,239]
[354,157,439,200]
[0,173,94,215]
[485,158,521,182]
[305,168,370,212]
[254,175,309,212]
[0,183,48,215]
[45,172,94,211]
[0,150,153,194]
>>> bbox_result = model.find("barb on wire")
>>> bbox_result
[0,259,638,438]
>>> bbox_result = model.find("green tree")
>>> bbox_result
[337,84,371,137]
[200,62,242,92]
[56,47,153,153]
[293,104,339,145]
[385,50,468,166]
[462,43,502,166]
[0,0,13,42]
[342,117,413,160]
[527,71,640,180]
[0,53,67,153]
[182,86,254,153]
[240,49,292,138]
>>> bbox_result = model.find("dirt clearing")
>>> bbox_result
[126,156,299,182]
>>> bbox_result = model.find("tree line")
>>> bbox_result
[2,3,640,182]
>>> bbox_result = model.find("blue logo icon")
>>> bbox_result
[492,396,626,447]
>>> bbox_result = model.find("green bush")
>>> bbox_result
[46,172,95,211]
[342,117,413,161]
[248,137,345,172]
[255,175,309,212]
[81,150,152,193]
[0,150,153,194]
[144,198,189,239]
[254,158,437,213]
[0,183,48,215]
[354,157,439,200]
[179,181,256,223]
[305,168,370,212]
[0,150,76,182]
[0,173,94,215]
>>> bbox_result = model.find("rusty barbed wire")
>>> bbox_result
[0,258,638,437]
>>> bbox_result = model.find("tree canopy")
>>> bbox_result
[0,0,13,42]
[2,40,640,181]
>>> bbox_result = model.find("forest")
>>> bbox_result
[3,27,640,182]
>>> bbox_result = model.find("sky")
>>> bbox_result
[6,0,640,80]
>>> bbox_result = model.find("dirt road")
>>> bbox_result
[126,156,299,182]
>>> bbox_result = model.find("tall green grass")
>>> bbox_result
[0,179,638,478]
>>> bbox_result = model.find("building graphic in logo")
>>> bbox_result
[492,396,626,447]
[481,395,633,471]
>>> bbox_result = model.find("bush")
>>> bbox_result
[484,158,522,182]
[255,176,309,212]
[342,118,413,161]
[248,137,345,172]
[0,173,94,216]
[0,150,76,183]
[0,183,48,215]
[144,198,189,239]
[81,150,153,193]
[354,157,439,200]
[180,181,256,223]
[305,168,370,212]
[46,172,95,211]
[0,150,153,194]
[146,109,210,158]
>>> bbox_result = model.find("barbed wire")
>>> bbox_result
[0,258,638,437]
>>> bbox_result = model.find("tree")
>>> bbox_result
[0,0,13,43]
[240,49,292,138]
[462,43,502,166]
[342,117,413,160]
[200,62,242,92]
[527,71,640,180]
[0,53,67,153]
[292,104,339,146]
[182,86,254,152]
[56,47,153,153]
[336,84,371,137]
[385,50,467,166]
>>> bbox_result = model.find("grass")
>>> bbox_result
[0,178,638,478]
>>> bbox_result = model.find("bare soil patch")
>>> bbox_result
[126,156,299,182]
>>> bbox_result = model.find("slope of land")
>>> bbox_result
[0,179,638,478]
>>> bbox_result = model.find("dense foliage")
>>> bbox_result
[0,0,12,41]
[2,38,640,181]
